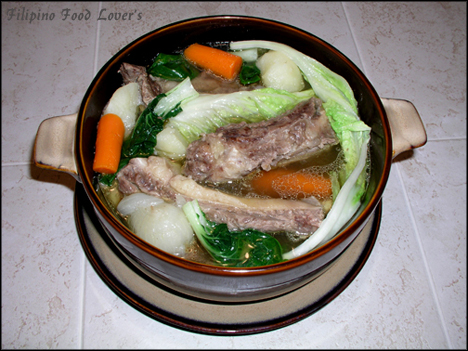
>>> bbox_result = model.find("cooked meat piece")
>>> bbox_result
[191,71,263,94]
[117,156,323,235]
[149,76,179,94]
[183,97,338,183]
[200,202,322,234]
[119,63,162,106]
[169,175,323,234]
[116,156,180,201]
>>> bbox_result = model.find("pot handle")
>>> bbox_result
[381,98,427,159]
[33,113,81,182]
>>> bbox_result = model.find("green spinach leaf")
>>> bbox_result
[147,53,199,81]
[239,61,261,85]
[122,96,165,158]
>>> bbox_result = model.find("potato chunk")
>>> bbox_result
[256,51,305,93]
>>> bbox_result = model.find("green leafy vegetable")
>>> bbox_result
[239,61,261,85]
[122,95,166,159]
[230,40,371,258]
[124,77,199,158]
[182,200,284,267]
[147,53,199,81]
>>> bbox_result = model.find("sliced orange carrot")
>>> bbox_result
[251,168,333,199]
[251,168,291,198]
[93,113,125,174]
[184,43,243,81]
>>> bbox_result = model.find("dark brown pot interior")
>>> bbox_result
[75,15,392,302]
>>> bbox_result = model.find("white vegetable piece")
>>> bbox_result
[256,51,305,93]
[103,82,142,139]
[230,48,258,62]
[117,193,194,256]
[117,192,165,216]
[155,125,189,160]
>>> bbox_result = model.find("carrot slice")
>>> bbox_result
[93,113,125,174]
[184,43,243,80]
[251,168,333,199]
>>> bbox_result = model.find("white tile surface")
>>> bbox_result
[2,166,80,348]
[344,2,467,140]
[2,1,466,349]
[398,141,467,348]
[2,2,98,164]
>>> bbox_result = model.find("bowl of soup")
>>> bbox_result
[34,16,426,302]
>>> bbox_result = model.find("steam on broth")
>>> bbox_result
[94,41,371,267]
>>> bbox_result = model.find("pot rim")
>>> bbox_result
[76,15,392,276]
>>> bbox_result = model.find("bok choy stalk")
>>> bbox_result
[182,200,284,267]
[122,76,198,158]
[230,40,371,258]
[122,78,198,158]
[157,86,316,156]
[122,76,199,159]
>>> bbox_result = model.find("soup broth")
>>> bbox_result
[98,143,344,266]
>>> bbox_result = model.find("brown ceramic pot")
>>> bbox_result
[34,16,426,303]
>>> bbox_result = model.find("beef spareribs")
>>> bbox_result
[117,156,323,235]
[183,97,338,183]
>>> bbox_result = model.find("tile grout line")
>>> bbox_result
[425,137,467,142]
[394,162,453,348]
[78,2,103,348]
[3,162,36,167]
